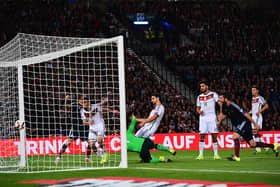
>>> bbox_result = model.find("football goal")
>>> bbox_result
[0,33,127,173]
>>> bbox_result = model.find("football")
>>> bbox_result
[14,120,25,129]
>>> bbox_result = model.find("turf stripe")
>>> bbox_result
[135,167,280,175]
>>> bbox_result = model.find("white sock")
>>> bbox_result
[199,142,204,155]
[95,142,104,157]
[213,142,218,155]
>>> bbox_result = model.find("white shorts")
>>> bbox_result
[135,125,154,138]
[252,115,263,129]
[88,123,105,141]
[199,118,218,134]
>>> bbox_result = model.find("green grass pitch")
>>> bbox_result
[0,149,279,186]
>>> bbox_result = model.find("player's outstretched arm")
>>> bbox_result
[103,107,119,113]
[93,97,108,106]
[99,97,108,105]
[136,114,158,124]
[244,113,260,130]
[82,119,94,125]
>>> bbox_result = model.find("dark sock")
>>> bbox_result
[92,146,97,153]
[86,145,92,159]
[101,143,107,153]
[234,139,240,157]
[254,134,261,138]
[59,144,68,157]
[256,142,274,149]
[254,133,261,142]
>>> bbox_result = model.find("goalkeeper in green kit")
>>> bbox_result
[127,116,176,163]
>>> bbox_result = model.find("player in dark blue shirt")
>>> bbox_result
[217,92,278,161]
[55,94,90,164]
[55,95,109,164]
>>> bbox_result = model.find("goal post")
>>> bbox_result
[0,33,127,173]
[117,36,127,169]
[17,64,26,168]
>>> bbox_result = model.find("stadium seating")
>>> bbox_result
[112,0,280,131]
[125,49,198,134]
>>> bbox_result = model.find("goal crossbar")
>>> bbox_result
[0,36,123,67]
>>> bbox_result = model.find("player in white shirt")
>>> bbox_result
[196,80,221,160]
[79,96,118,163]
[135,94,165,138]
[251,85,269,153]
[135,93,176,155]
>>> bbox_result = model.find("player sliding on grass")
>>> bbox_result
[218,92,278,161]
[127,116,176,163]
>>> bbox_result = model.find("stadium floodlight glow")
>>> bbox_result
[133,21,149,25]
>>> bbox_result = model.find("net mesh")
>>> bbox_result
[0,67,19,170]
[0,33,124,172]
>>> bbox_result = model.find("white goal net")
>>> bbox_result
[0,33,127,173]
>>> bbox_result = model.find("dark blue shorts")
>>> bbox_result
[68,125,89,142]
[234,121,253,143]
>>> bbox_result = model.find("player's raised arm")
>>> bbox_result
[90,97,108,106]
[82,119,94,125]
[64,94,71,108]
[127,116,137,134]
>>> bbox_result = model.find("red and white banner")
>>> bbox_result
[151,131,280,150]
[1,131,280,157]
[20,177,280,187]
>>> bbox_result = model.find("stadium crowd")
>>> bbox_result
[126,51,199,134]
[113,0,280,64]
[0,0,123,46]
[112,0,280,132]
